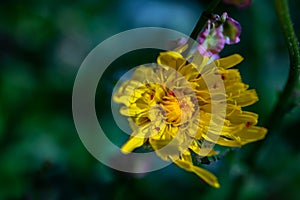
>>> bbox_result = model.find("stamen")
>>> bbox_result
[150,94,154,100]
[245,121,251,128]
[169,91,175,96]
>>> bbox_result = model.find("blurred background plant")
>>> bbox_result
[0,0,299,199]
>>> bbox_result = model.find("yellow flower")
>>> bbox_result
[113,50,267,188]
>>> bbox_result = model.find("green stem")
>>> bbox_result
[245,0,300,168]
[229,1,299,197]
[184,0,222,55]
[266,0,300,130]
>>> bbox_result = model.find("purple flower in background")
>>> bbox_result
[197,20,225,56]
[197,12,241,57]
[223,0,252,8]
[221,13,241,44]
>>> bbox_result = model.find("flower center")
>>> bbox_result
[162,93,195,125]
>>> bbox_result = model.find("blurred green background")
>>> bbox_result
[1,0,300,199]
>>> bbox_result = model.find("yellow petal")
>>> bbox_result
[157,51,186,70]
[202,134,242,147]
[228,89,259,107]
[215,139,241,147]
[192,166,220,188]
[150,138,181,161]
[235,126,268,145]
[204,124,267,147]
[227,111,258,126]
[173,151,220,188]
[192,52,210,73]
[119,104,148,117]
[219,69,242,83]
[172,150,193,169]
[189,140,217,157]
[171,43,189,54]
[215,54,243,69]
[131,65,155,81]
[121,131,146,154]
[177,64,200,81]
[225,83,248,95]
[113,81,147,106]
[221,124,244,135]
[173,157,192,170]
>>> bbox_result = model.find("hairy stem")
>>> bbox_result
[266,0,300,131]
[229,1,299,198]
